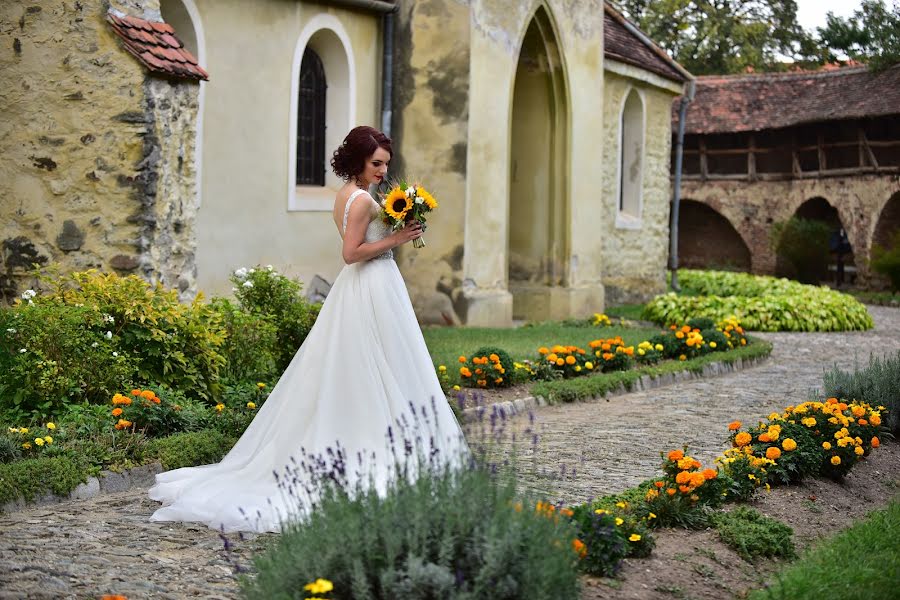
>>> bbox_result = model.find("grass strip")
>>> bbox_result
[750,499,900,600]
[530,338,772,404]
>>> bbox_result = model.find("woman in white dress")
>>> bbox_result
[149,126,467,533]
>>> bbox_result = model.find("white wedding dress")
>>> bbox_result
[149,189,467,532]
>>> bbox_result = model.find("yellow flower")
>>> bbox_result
[22,442,31,450]
[257,382,266,389]
[594,508,609,515]
[629,534,641,542]
[585,362,594,370]
[782,438,797,451]
[7,427,18,433]
[735,432,752,447]
[648,512,657,519]
[438,365,446,372]
[215,403,225,412]
[830,455,841,465]
[452,385,460,391]
[615,501,627,509]
[303,579,334,594]
[418,187,438,209]
[615,517,624,526]
[20,427,28,434]
[43,436,52,444]
[384,187,412,220]
[246,402,257,409]
[709,342,717,349]
[679,354,687,361]
[822,442,832,450]
[34,437,45,446]
[655,343,664,351]
[46,422,56,430]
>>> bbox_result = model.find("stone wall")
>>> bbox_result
[0,0,199,302]
[679,175,900,281]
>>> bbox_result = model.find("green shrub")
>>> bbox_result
[823,351,900,436]
[0,456,88,508]
[644,270,873,332]
[0,435,22,464]
[870,229,900,291]
[211,297,279,382]
[459,346,515,389]
[713,507,795,561]
[242,459,581,599]
[230,266,320,373]
[145,429,236,470]
[0,303,135,418]
[771,217,832,283]
[687,317,715,330]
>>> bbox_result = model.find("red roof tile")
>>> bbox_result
[107,11,208,81]
[677,65,900,134]
[604,3,689,84]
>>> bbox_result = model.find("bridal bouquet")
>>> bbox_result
[381,180,438,248]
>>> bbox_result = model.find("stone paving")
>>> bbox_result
[1,306,898,599]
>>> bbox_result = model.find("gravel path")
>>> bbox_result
[1,306,898,599]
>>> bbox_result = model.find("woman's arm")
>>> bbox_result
[342,197,422,264]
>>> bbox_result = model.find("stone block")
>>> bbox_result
[99,470,131,493]
[69,477,100,501]
[458,287,513,327]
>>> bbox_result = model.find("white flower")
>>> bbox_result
[19,348,26,353]
[91,342,99,348]
[105,331,113,340]
[112,351,118,357]
[249,268,256,274]
[242,281,254,288]
[103,314,114,324]
[234,267,248,279]
[231,287,237,292]
[405,186,416,197]
[266,265,273,271]
[414,196,424,205]
[6,328,16,334]
[21,289,36,300]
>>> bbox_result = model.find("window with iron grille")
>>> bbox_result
[297,48,327,186]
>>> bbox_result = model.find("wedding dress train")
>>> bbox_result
[149,189,467,532]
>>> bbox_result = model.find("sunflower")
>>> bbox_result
[384,187,412,221]
[417,187,438,209]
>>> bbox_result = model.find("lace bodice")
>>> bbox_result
[342,189,393,260]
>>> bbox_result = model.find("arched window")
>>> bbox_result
[296,48,327,186]
[618,88,644,223]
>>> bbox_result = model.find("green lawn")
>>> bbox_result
[750,499,900,600]
[422,323,661,373]
[604,303,647,321]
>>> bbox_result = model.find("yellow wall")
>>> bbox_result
[193,0,381,298]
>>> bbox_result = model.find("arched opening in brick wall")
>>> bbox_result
[677,200,751,271]
[776,197,854,284]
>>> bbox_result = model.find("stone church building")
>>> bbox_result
[1,0,691,325]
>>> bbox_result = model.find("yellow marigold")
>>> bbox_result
[257,382,266,388]
[766,447,781,460]
[645,489,659,500]
[675,331,685,339]
[246,402,257,409]
[565,355,576,365]
[304,579,334,594]
[854,446,864,456]
[34,437,45,446]
[585,361,594,370]
[629,534,641,542]
[538,347,549,355]
[556,359,565,366]
[546,353,558,363]
[782,438,797,451]
[452,385,460,391]
[215,403,225,412]
[22,442,31,449]
[677,457,695,470]
[615,517,624,526]
[43,436,52,444]
[679,354,687,361]
[655,343,664,351]
[728,421,742,431]
[871,414,881,426]
[46,422,56,430]
[822,442,832,450]
[735,432,752,447]
[830,456,841,466]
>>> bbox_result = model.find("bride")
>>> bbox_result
[149,126,467,533]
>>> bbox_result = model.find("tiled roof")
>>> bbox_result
[107,11,208,81]
[604,4,689,83]
[678,65,900,134]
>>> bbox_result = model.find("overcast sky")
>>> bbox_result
[795,0,864,33]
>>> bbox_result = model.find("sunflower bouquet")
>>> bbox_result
[381,180,438,248]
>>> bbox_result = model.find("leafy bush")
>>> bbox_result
[771,217,832,283]
[0,303,134,418]
[637,448,728,529]
[230,266,320,373]
[211,297,278,383]
[713,507,795,561]
[870,229,900,291]
[0,456,88,507]
[0,435,22,464]
[145,430,236,471]
[458,346,515,388]
[823,351,900,436]
[242,460,582,599]
[644,270,873,332]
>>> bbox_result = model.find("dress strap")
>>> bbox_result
[342,189,371,233]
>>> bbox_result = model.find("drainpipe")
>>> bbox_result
[320,0,397,136]
[669,78,695,292]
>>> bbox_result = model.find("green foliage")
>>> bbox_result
[771,218,832,283]
[644,270,874,332]
[0,456,88,508]
[823,351,900,436]
[0,303,134,418]
[750,500,900,600]
[816,0,900,71]
[211,297,279,382]
[230,266,321,373]
[687,317,716,330]
[713,507,796,561]
[870,229,900,291]
[473,346,515,387]
[0,435,22,464]
[242,464,581,599]
[145,430,236,471]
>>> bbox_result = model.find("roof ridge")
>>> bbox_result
[697,66,874,83]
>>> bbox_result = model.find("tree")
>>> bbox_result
[611,0,826,75]
[816,0,900,71]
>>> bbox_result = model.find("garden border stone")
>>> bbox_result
[1,461,163,514]
[461,355,769,420]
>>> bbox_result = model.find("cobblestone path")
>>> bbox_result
[1,306,898,599]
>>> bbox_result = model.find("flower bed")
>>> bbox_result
[643,269,873,331]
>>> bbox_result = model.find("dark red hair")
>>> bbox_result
[331,126,393,180]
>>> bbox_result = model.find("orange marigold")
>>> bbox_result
[111,408,123,417]
[702,468,718,480]
[758,433,771,443]
[872,436,880,448]
[675,471,691,484]
[690,472,706,487]
[667,449,684,461]
[678,485,692,494]
[728,421,742,431]
[766,446,782,460]
[666,488,677,496]
[572,539,587,558]
[735,432,752,447]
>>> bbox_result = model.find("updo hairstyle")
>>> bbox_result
[330,126,393,180]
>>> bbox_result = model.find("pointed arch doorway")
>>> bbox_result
[508,6,570,321]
